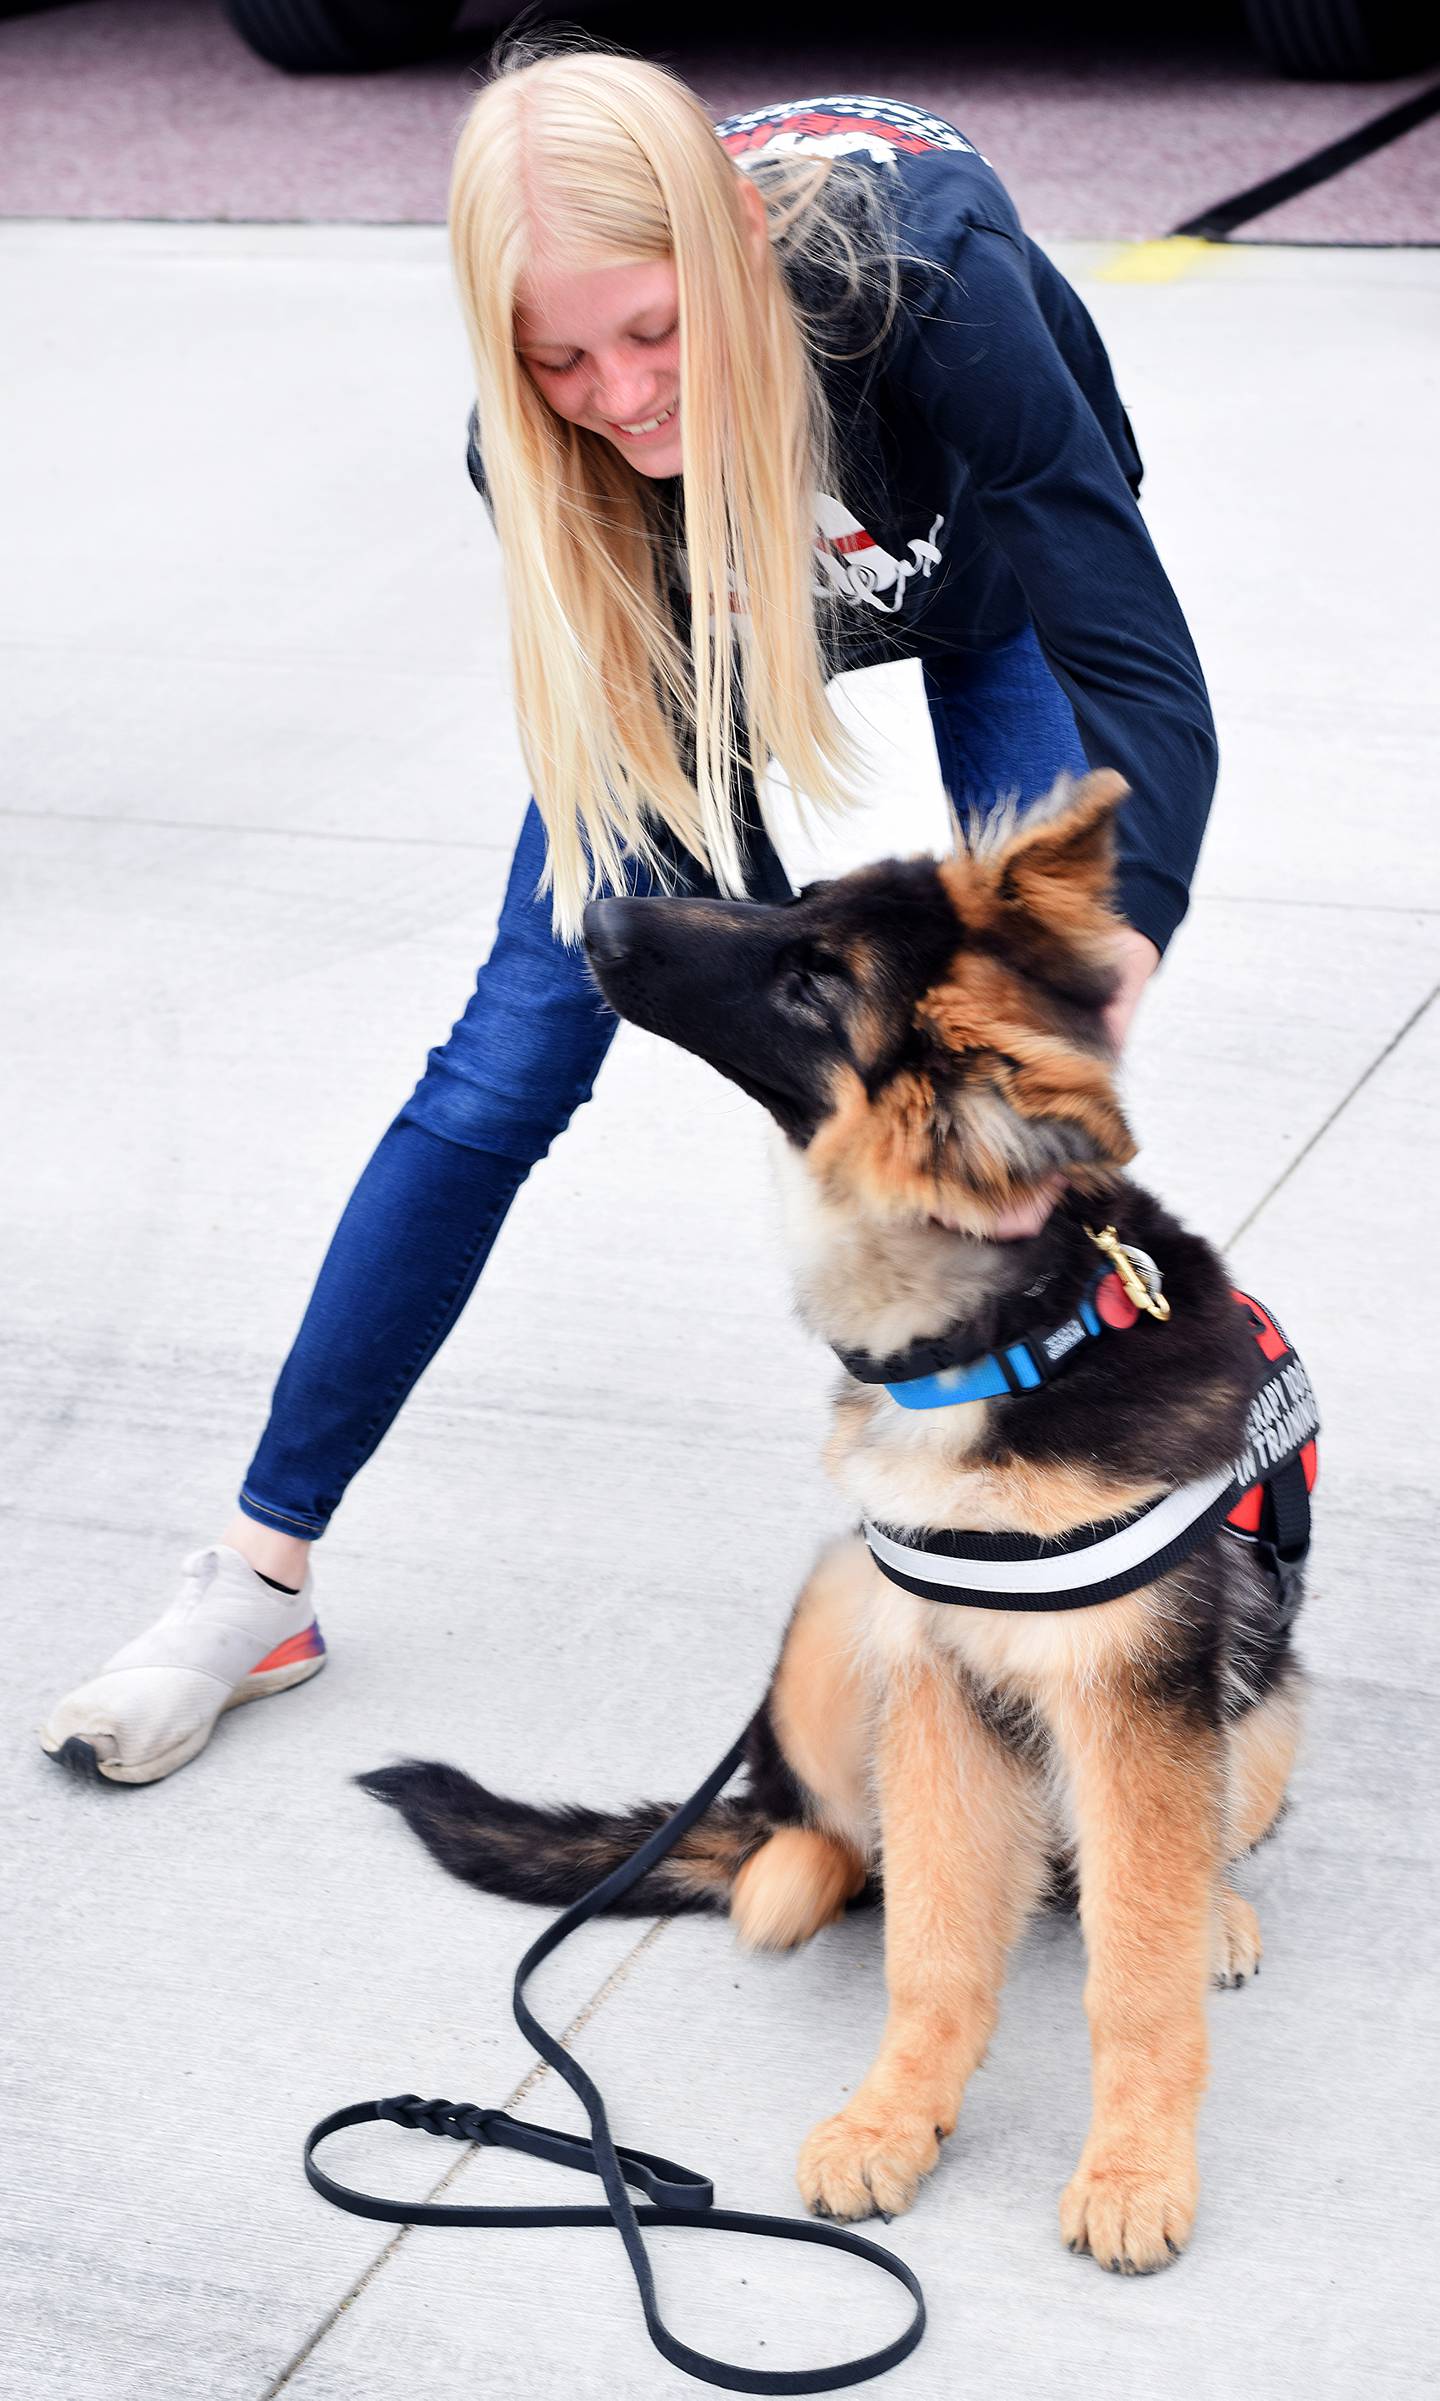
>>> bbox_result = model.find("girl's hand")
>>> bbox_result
[990,926,1159,1241]
[1102,925,1161,1053]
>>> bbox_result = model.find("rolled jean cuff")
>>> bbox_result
[236,1485,328,1541]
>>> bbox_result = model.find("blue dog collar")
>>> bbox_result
[833,1229,1168,1410]
[883,1284,1106,1410]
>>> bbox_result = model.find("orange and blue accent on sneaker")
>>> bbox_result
[251,1621,327,1676]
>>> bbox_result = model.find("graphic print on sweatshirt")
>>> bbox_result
[717,93,978,167]
[717,96,964,616]
[812,490,946,615]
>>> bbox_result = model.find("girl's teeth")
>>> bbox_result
[620,402,677,435]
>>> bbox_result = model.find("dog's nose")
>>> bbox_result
[582,896,647,966]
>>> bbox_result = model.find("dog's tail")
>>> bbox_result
[355,1758,868,1943]
[355,1757,772,1917]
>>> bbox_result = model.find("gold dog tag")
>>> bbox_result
[1084,1224,1172,1322]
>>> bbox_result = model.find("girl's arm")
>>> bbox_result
[899,224,1219,958]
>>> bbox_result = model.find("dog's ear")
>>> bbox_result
[940,771,1128,988]
[993,770,1126,925]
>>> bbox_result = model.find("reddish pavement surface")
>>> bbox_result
[0,0,1436,240]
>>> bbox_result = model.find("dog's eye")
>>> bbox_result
[781,966,825,1014]
[777,950,848,1021]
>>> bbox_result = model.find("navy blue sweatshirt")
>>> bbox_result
[469,92,1217,954]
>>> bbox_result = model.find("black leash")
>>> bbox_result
[304,1730,926,2394]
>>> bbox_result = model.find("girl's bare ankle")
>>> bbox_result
[220,1512,313,1590]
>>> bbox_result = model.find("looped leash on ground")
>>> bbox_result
[303,1729,926,2395]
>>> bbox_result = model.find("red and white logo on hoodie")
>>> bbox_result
[717,94,978,166]
[812,490,945,614]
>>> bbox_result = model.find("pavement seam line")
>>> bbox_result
[0,804,505,853]
[1226,980,1438,1248]
[1200,894,1440,917]
[255,1915,672,2399]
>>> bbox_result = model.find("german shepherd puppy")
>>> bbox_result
[361,773,1305,2276]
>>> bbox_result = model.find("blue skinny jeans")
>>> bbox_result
[239,625,1087,1538]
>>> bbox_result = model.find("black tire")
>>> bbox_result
[224,0,466,73]
[1244,0,1440,78]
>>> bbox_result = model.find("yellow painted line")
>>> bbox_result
[1098,236,1225,284]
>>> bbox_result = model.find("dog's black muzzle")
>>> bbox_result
[582,892,781,1037]
[582,893,832,1144]
[581,894,655,975]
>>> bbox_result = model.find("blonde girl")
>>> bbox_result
[44,47,1216,1784]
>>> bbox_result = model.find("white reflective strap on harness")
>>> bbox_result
[864,1462,1239,1612]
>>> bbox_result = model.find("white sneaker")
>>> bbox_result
[39,1544,326,1785]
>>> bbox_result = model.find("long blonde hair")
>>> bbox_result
[449,46,893,936]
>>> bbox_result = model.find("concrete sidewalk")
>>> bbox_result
[2,223,1437,2400]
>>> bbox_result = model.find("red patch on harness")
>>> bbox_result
[1233,1287,1289,1363]
[1229,1437,1317,1533]
[1227,1482,1265,1534]
[1224,1288,1320,1533]
[1095,1271,1139,1330]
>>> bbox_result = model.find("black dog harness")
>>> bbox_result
[836,1230,1318,1619]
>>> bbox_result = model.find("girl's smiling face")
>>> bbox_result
[515,256,684,477]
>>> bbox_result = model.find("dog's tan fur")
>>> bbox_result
[798,1646,1052,2219]
[737,1517,1291,2268]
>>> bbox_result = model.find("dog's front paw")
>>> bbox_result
[1059,2142,1197,2274]
[1211,1885,1262,1988]
[797,2104,944,2222]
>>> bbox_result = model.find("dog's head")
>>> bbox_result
[584,772,1138,1232]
